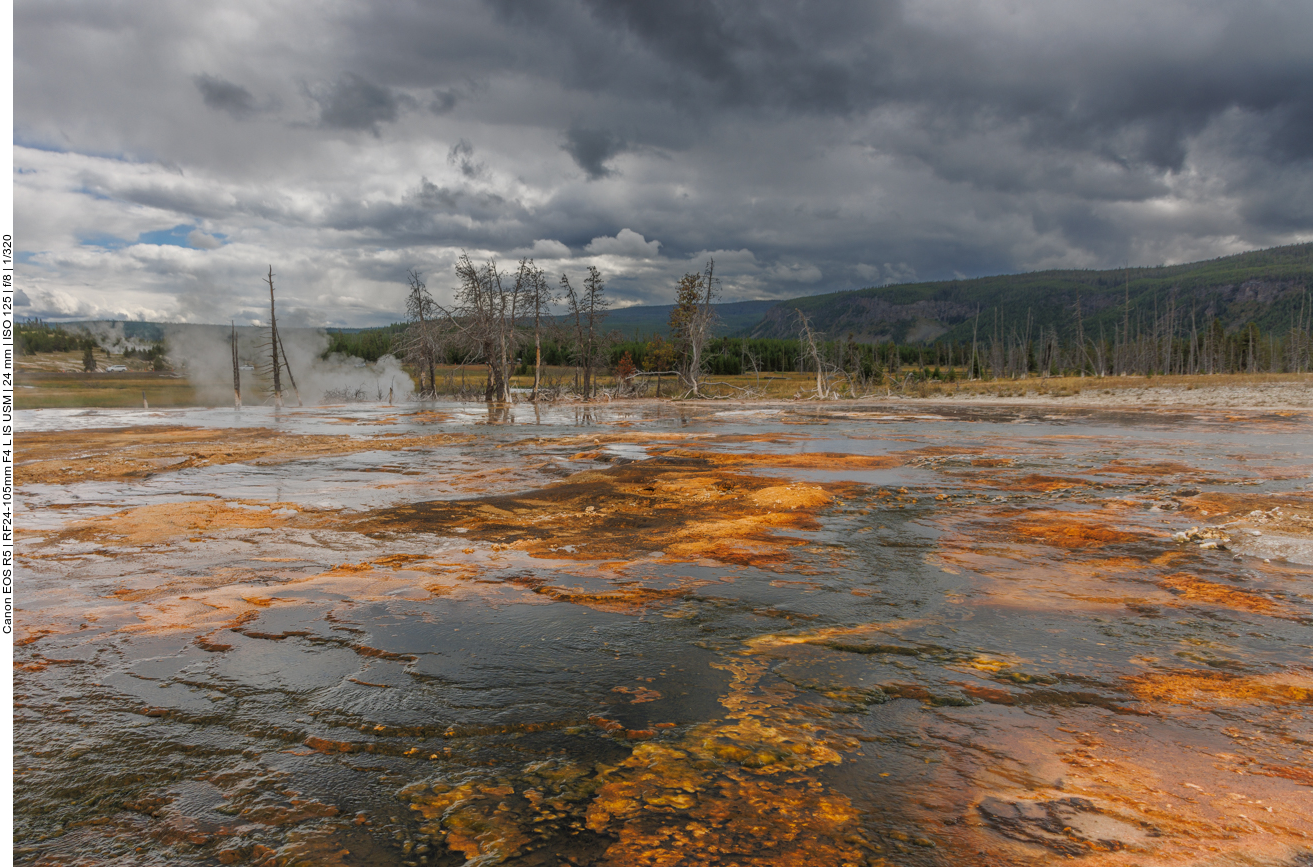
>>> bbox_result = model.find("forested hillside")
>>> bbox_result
[749,243,1313,343]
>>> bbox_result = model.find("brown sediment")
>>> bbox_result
[1249,465,1312,479]
[586,658,865,865]
[927,503,1225,618]
[507,431,810,450]
[1256,764,1313,787]
[1125,669,1313,705]
[506,573,707,613]
[343,409,452,425]
[1176,491,1313,524]
[909,444,1006,456]
[655,447,906,470]
[864,682,1313,866]
[1092,459,1209,478]
[748,622,934,657]
[352,456,843,568]
[991,473,1092,492]
[611,685,662,704]
[399,657,867,866]
[15,425,472,485]
[654,442,1010,472]
[16,556,520,645]
[1005,511,1142,549]
[34,500,326,547]
[933,504,1301,623]
[1156,572,1279,613]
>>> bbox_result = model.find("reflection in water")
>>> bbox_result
[484,403,516,426]
[13,401,1313,866]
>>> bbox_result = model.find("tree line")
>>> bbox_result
[323,256,727,401]
[319,259,1313,402]
[16,320,168,371]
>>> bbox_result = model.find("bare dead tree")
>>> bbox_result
[796,309,833,399]
[231,321,241,410]
[669,258,718,396]
[560,273,582,394]
[440,254,522,402]
[561,266,610,400]
[517,259,553,401]
[398,270,441,396]
[266,266,283,409]
[583,267,610,400]
[969,307,981,380]
[275,326,303,406]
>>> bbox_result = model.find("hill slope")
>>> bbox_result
[749,243,1313,343]
[565,299,779,339]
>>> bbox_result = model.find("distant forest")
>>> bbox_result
[326,243,1313,381]
[326,316,1312,381]
[22,242,1313,387]
[754,242,1313,344]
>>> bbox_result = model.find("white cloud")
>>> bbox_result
[584,229,662,260]
[513,239,571,261]
[188,230,222,249]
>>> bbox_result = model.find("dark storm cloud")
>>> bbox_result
[575,0,898,114]
[1264,102,1313,162]
[479,0,1313,172]
[314,73,403,132]
[194,74,256,119]
[13,0,1313,325]
[430,88,461,115]
[562,125,626,179]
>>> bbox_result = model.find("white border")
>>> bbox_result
[2,0,16,857]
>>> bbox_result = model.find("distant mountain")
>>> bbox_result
[46,244,1313,349]
[571,299,780,339]
[51,301,783,344]
[748,243,1313,343]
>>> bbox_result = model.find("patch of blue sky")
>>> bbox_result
[15,133,159,166]
[13,133,68,154]
[138,225,196,247]
[78,233,131,250]
[75,185,113,201]
[136,225,226,248]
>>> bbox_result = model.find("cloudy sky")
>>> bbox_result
[15,0,1313,326]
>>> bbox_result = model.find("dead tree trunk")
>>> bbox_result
[267,266,283,409]
[276,327,303,406]
[797,310,828,399]
[231,321,241,410]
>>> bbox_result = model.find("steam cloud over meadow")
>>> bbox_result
[166,325,415,406]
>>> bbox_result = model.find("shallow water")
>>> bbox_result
[14,400,1313,866]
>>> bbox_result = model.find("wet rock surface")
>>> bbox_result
[12,400,1313,865]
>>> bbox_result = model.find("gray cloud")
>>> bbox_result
[194,74,256,119]
[563,125,626,179]
[447,139,484,179]
[314,73,403,132]
[12,0,1313,326]
[430,88,460,115]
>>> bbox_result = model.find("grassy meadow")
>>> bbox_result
[16,352,196,409]
[15,350,1311,409]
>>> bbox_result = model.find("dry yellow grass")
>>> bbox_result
[18,351,1313,408]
